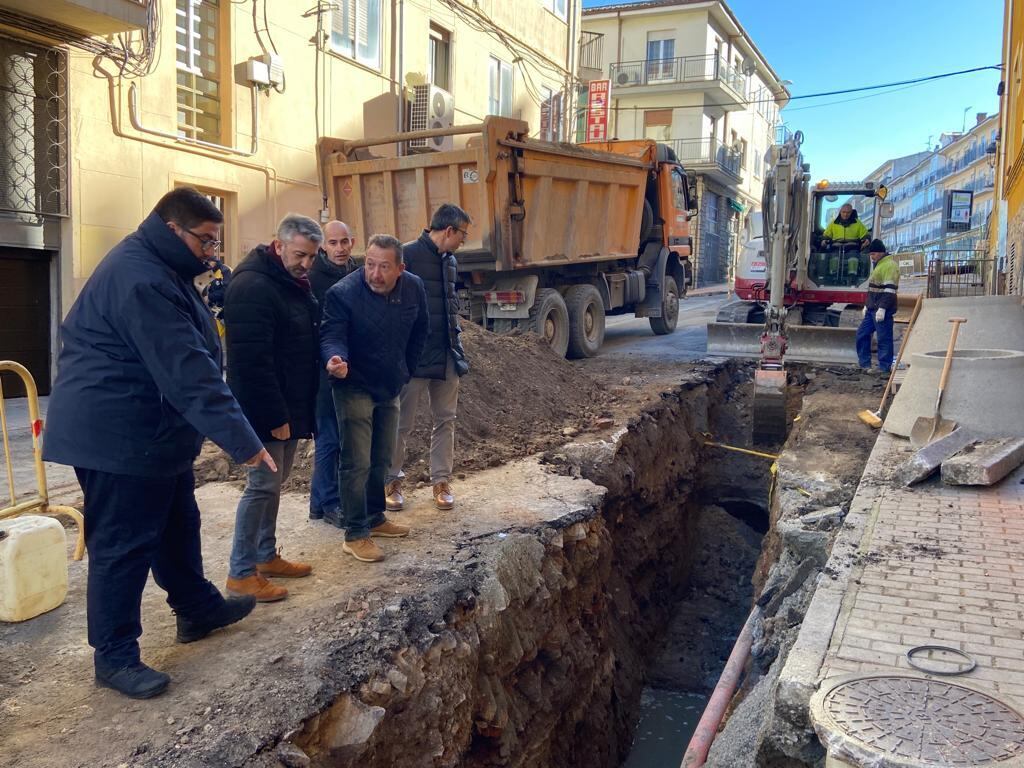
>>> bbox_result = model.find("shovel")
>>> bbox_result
[910,317,967,448]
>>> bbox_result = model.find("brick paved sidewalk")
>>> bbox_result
[821,432,1024,705]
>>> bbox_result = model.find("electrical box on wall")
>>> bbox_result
[243,59,270,85]
[260,53,284,86]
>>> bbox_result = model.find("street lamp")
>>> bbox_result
[961,106,972,134]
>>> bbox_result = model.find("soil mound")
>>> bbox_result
[195,324,614,491]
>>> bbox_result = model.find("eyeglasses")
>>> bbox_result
[454,227,469,238]
[183,227,222,253]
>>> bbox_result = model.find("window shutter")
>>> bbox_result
[356,0,369,50]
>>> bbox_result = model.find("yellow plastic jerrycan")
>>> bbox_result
[0,515,69,622]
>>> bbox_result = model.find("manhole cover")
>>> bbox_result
[810,674,1024,767]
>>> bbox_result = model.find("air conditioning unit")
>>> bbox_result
[616,70,640,86]
[409,84,455,152]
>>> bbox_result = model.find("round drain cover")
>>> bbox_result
[810,674,1024,767]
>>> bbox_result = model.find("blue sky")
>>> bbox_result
[582,0,1003,180]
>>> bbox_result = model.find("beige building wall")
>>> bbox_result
[58,0,579,310]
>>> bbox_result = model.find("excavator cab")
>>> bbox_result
[808,190,875,288]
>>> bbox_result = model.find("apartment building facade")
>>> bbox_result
[993,0,1024,295]
[580,0,787,286]
[873,114,997,255]
[0,0,579,392]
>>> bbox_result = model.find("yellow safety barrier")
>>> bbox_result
[0,361,85,560]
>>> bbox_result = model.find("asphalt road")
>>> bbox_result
[598,291,731,363]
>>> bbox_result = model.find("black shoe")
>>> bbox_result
[309,507,324,520]
[95,662,170,699]
[175,595,256,644]
[323,506,345,529]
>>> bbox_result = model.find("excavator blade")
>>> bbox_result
[705,323,859,365]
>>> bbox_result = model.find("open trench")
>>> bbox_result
[269,361,873,768]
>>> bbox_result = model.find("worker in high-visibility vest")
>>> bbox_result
[856,239,900,373]
[822,203,870,247]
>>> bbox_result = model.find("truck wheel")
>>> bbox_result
[639,200,654,243]
[529,288,570,357]
[565,284,606,358]
[491,319,516,334]
[649,276,679,335]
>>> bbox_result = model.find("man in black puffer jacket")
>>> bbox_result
[385,203,470,513]
[308,220,357,527]
[223,214,322,603]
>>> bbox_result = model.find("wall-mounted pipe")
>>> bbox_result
[128,81,259,158]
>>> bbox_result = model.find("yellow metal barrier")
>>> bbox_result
[0,361,85,560]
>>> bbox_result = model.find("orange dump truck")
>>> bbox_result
[319,117,698,357]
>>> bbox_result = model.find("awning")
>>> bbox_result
[728,198,745,213]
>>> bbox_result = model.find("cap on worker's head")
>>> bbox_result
[868,238,887,254]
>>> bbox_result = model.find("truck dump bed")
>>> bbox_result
[320,117,651,271]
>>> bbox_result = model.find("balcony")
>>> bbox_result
[578,31,604,81]
[0,0,148,36]
[669,137,742,186]
[608,54,745,110]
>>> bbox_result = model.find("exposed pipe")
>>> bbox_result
[340,122,487,153]
[128,81,259,157]
[679,605,762,768]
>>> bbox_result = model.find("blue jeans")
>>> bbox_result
[228,439,297,579]
[74,467,224,672]
[856,308,895,371]
[332,386,399,541]
[310,374,340,514]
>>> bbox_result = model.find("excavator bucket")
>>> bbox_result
[705,323,859,365]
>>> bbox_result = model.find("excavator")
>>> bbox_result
[706,131,890,442]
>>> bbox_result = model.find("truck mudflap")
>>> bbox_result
[705,322,859,365]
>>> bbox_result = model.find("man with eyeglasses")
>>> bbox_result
[43,187,274,699]
[385,203,471,514]
[222,214,322,602]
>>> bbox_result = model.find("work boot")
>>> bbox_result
[342,537,385,562]
[175,595,257,644]
[433,481,455,511]
[257,550,312,578]
[323,506,345,529]
[95,662,170,699]
[384,479,404,511]
[370,519,410,538]
[226,573,288,603]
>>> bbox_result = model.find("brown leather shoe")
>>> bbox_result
[226,573,288,602]
[370,519,410,538]
[257,552,312,579]
[433,481,454,510]
[342,538,384,562]
[384,480,405,511]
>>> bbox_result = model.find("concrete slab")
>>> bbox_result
[896,427,979,486]
[902,295,1024,359]
[884,349,1024,438]
[941,437,1024,486]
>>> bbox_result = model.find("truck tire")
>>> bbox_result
[649,276,679,335]
[639,200,654,243]
[565,284,606,359]
[491,319,516,334]
[529,288,570,357]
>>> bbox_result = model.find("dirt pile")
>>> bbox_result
[195,324,615,491]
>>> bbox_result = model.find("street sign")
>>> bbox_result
[586,80,611,141]
[945,189,973,233]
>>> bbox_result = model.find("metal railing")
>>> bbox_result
[0,361,84,560]
[926,251,994,298]
[579,31,604,71]
[609,54,744,94]
[669,137,741,178]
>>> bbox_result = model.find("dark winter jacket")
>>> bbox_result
[402,231,469,379]
[309,250,357,318]
[320,268,429,402]
[42,212,263,477]
[223,245,320,441]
